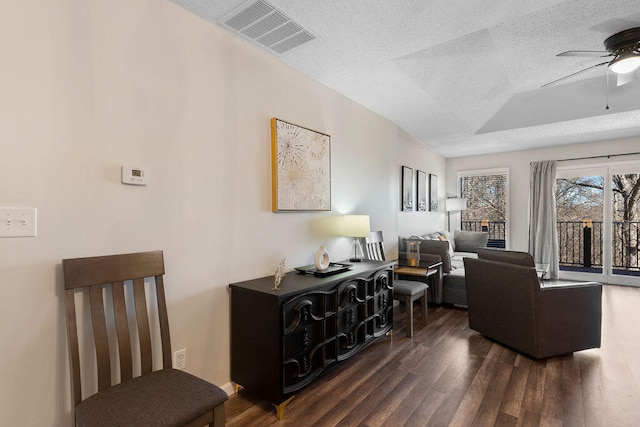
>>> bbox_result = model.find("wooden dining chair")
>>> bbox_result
[63,250,227,426]
[365,231,428,337]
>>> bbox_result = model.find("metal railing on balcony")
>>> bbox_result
[557,221,640,275]
[463,220,640,275]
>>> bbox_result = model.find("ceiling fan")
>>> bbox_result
[542,27,640,87]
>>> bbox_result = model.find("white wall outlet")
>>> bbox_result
[0,207,37,237]
[121,165,149,186]
[173,348,186,370]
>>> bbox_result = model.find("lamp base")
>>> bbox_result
[350,238,365,263]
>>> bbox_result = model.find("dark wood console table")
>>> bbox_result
[229,260,394,419]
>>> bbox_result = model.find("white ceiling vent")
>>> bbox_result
[218,0,317,55]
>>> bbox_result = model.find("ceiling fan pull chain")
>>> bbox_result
[605,69,609,109]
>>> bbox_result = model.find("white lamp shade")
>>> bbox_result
[445,198,467,212]
[343,215,370,237]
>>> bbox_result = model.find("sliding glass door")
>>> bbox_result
[609,165,640,283]
[556,168,604,276]
[556,163,640,285]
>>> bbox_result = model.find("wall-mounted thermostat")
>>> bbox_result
[121,166,149,186]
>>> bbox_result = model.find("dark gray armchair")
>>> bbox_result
[463,248,602,359]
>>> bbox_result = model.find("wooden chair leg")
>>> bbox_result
[405,295,414,337]
[422,291,428,322]
[212,403,225,426]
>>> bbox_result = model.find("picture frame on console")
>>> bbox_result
[402,166,414,211]
[271,118,331,212]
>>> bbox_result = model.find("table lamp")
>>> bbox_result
[343,215,370,262]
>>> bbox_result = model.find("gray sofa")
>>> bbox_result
[398,230,489,306]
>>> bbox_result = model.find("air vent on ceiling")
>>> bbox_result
[218,0,317,55]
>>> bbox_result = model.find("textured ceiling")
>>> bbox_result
[171,0,640,158]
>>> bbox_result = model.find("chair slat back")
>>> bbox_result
[63,251,171,405]
[112,281,133,381]
[64,290,82,406]
[365,231,387,261]
[133,278,154,374]
[89,286,111,391]
[155,275,172,370]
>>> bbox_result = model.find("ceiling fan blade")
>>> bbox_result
[541,61,609,87]
[557,50,612,57]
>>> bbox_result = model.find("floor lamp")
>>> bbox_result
[445,198,467,232]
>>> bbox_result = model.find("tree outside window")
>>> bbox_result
[459,171,508,243]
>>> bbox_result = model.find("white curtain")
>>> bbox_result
[528,161,559,279]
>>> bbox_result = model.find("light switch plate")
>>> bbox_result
[121,166,149,186]
[0,207,37,237]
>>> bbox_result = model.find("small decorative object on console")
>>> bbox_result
[294,262,352,277]
[314,245,330,271]
[273,258,286,291]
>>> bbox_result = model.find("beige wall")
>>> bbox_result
[0,1,444,425]
[397,129,447,239]
[446,137,640,252]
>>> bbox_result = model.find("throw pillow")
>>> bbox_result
[442,230,456,252]
[454,230,489,253]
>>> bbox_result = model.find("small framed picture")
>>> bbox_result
[429,174,438,211]
[417,170,427,211]
[402,166,413,211]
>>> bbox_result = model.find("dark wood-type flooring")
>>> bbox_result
[225,285,640,426]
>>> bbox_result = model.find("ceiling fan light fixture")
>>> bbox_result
[609,49,640,74]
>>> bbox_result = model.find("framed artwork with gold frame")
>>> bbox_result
[271,118,331,212]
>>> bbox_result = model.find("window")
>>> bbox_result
[458,169,509,248]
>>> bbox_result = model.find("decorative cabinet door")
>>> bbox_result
[282,290,335,393]
[336,278,367,359]
[368,268,393,337]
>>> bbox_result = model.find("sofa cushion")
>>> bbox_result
[450,257,464,271]
[451,252,476,270]
[454,230,489,253]
[441,230,456,252]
